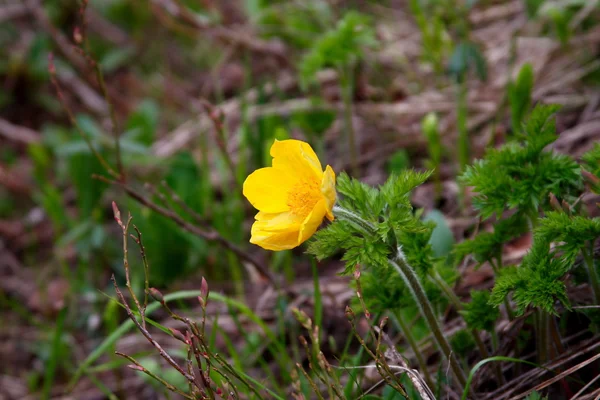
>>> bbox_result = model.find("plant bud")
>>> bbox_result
[200,277,209,299]
[548,193,562,212]
[292,308,312,331]
[169,328,187,343]
[345,306,355,321]
[73,27,83,44]
[422,112,439,141]
[582,170,600,186]
[148,287,164,303]
[353,264,361,280]
[112,201,123,227]
[48,53,56,75]
[298,335,308,347]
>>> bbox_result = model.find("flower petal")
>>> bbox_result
[252,211,302,232]
[243,167,295,213]
[249,211,303,251]
[271,139,323,181]
[298,199,328,245]
[321,165,336,221]
[250,230,300,251]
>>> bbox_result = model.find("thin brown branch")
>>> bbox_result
[160,181,211,226]
[511,352,600,400]
[48,55,120,179]
[98,175,277,286]
[111,275,201,390]
[131,225,150,322]
[115,351,195,399]
[112,203,145,328]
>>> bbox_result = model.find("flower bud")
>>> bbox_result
[73,27,83,44]
[345,306,355,321]
[148,287,164,303]
[200,277,209,299]
[169,328,187,343]
[548,193,562,212]
[292,308,312,331]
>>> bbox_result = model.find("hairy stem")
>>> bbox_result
[389,256,467,390]
[332,206,377,234]
[334,206,467,388]
[430,271,504,385]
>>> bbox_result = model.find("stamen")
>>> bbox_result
[287,179,321,218]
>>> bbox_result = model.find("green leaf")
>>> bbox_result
[460,290,499,332]
[300,11,377,86]
[509,63,534,134]
[448,41,487,83]
[461,357,548,400]
[125,99,159,145]
[100,47,135,72]
[424,209,455,258]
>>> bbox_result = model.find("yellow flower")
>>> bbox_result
[243,139,336,251]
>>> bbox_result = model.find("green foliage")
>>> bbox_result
[492,211,600,315]
[525,391,548,400]
[424,210,455,258]
[352,263,411,314]
[453,213,529,267]
[254,1,332,49]
[461,104,581,218]
[409,0,452,72]
[308,170,435,276]
[536,212,600,265]
[582,143,600,177]
[460,290,499,332]
[508,63,534,134]
[386,150,410,174]
[491,238,571,315]
[448,41,487,83]
[422,112,441,167]
[524,0,546,18]
[299,11,377,86]
[290,107,336,140]
[450,329,476,359]
[540,3,571,44]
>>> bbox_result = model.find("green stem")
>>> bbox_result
[333,206,467,390]
[392,309,436,389]
[457,79,469,173]
[490,258,515,321]
[582,244,600,305]
[491,329,499,353]
[537,309,549,364]
[548,314,564,356]
[332,206,376,235]
[389,257,467,391]
[430,272,504,385]
[340,66,359,176]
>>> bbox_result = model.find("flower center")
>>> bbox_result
[287,179,321,218]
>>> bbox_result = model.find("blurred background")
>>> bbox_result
[1,0,599,399]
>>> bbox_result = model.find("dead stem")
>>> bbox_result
[97,175,278,287]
